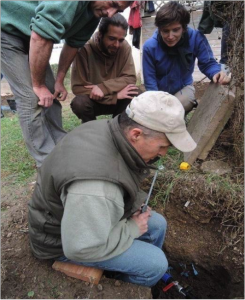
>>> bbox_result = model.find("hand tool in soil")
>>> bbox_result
[162,273,196,299]
[141,165,164,213]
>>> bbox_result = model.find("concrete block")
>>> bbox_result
[52,261,103,285]
[184,83,236,164]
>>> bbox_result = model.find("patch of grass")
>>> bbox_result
[97,114,112,120]
[1,114,36,184]
[158,146,183,169]
[62,105,81,132]
[145,148,185,207]
[151,170,182,208]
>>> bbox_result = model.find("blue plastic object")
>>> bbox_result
[162,273,173,283]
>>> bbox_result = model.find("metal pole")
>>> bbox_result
[141,165,164,213]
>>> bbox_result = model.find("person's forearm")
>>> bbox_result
[56,43,78,84]
[29,31,53,87]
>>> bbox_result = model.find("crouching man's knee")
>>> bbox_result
[143,249,168,287]
[151,251,168,286]
[70,95,91,119]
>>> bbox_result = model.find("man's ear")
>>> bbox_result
[128,128,143,144]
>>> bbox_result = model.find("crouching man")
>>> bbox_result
[71,13,139,123]
[28,91,196,287]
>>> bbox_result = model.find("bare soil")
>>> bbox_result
[1,84,244,299]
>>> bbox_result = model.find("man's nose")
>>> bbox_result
[168,31,174,39]
[107,7,117,17]
[114,40,120,48]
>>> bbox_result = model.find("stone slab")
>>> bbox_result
[184,83,236,164]
[198,97,235,160]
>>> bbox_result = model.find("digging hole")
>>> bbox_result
[152,258,231,299]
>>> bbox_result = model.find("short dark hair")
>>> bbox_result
[99,13,128,36]
[155,1,190,30]
[119,111,165,139]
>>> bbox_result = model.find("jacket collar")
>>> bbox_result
[108,116,157,180]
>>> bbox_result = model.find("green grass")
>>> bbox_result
[62,105,81,131]
[1,105,81,185]
[1,113,36,184]
[158,146,183,169]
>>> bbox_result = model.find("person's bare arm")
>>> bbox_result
[29,31,54,107]
[55,44,78,101]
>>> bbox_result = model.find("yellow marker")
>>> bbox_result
[180,162,191,170]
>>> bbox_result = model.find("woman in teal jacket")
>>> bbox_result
[143,2,230,113]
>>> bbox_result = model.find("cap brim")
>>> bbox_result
[166,130,197,153]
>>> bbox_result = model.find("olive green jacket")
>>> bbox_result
[28,117,152,259]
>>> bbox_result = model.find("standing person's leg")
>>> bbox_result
[1,31,66,167]
[56,212,168,287]
[43,64,67,143]
[174,85,197,114]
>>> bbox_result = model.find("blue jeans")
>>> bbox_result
[1,31,66,167]
[57,212,168,287]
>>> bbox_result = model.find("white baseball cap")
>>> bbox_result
[125,91,197,152]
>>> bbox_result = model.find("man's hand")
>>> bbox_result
[33,86,54,107]
[117,84,139,100]
[131,210,151,235]
[54,81,68,101]
[213,71,231,85]
[85,85,104,101]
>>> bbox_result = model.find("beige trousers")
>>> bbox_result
[174,84,196,113]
